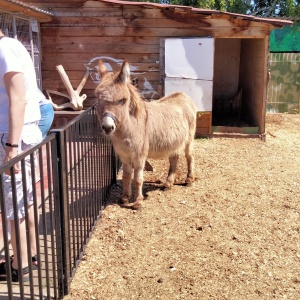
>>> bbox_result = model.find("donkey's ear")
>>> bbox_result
[98,60,108,79]
[117,60,130,84]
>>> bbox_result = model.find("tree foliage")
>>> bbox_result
[132,0,300,18]
[250,0,300,18]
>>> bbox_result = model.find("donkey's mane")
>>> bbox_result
[128,82,144,117]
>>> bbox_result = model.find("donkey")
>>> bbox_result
[95,60,197,209]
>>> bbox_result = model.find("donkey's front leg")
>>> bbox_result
[131,159,145,210]
[121,162,132,205]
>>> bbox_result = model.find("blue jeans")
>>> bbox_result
[39,103,54,139]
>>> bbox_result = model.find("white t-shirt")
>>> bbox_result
[0,36,41,132]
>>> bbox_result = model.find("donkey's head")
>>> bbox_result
[95,60,140,136]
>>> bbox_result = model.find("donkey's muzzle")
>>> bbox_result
[102,112,117,135]
[102,123,115,135]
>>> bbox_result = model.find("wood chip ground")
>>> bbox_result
[64,113,300,300]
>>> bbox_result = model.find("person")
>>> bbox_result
[34,94,54,183]
[0,28,43,282]
[38,93,54,139]
[0,93,54,252]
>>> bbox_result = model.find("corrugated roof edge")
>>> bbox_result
[99,0,293,27]
[5,0,54,16]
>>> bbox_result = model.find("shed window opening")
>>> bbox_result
[0,10,42,88]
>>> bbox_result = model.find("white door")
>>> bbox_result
[164,38,214,111]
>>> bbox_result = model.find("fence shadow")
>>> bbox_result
[104,178,165,209]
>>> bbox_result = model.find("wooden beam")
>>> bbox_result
[0,0,52,22]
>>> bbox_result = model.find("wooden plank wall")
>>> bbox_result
[213,38,241,100]
[29,0,272,110]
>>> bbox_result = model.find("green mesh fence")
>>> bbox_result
[267,53,300,113]
[270,24,300,52]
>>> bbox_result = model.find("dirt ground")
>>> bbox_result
[64,113,300,300]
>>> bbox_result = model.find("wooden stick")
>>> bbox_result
[46,90,73,111]
[76,69,90,94]
[46,89,70,100]
[55,65,87,110]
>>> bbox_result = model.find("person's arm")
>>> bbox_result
[3,71,26,172]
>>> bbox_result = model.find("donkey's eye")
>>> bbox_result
[117,98,126,105]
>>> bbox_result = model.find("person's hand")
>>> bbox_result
[4,148,20,175]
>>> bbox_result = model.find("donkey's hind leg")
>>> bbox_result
[185,142,194,186]
[121,162,132,205]
[164,154,179,190]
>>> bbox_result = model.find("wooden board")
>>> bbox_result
[0,0,52,21]
[40,23,270,38]
[196,112,212,137]
[212,126,259,134]
[52,111,84,129]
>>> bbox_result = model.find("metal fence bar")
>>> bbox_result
[73,123,81,266]
[47,142,59,300]
[50,136,64,299]
[68,124,77,272]
[30,152,43,299]
[0,172,13,300]
[53,128,71,297]
[86,115,92,238]
[13,158,28,298]
[37,146,50,299]
[76,121,84,259]
[81,119,87,252]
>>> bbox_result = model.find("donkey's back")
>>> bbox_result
[146,92,196,159]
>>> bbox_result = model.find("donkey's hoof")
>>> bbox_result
[128,202,142,210]
[121,197,129,205]
[185,178,194,187]
[132,203,142,210]
[121,201,142,210]
[163,182,173,190]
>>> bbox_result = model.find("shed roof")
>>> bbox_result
[99,0,293,28]
[0,0,53,21]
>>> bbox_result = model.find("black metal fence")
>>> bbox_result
[0,106,117,299]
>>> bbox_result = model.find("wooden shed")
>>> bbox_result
[1,0,293,138]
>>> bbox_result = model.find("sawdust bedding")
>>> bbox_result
[64,113,300,300]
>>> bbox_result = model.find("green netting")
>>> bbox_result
[270,24,300,52]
